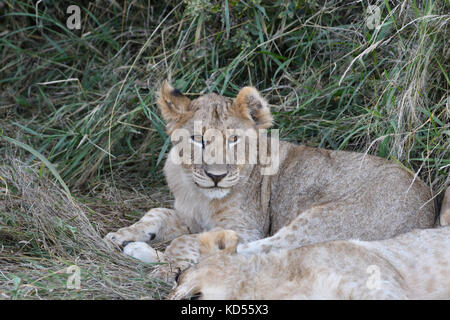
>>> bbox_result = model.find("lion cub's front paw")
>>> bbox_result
[151,261,192,284]
[123,242,161,263]
[104,231,136,248]
[104,208,172,247]
[104,224,159,248]
[199,229,239,256]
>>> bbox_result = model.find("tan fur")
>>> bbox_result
[440,187,450,226]
[104,83,435,277]
[231,87,272,129]
[157,81,193,133]
[199,229,239,256]
[171,228,450,300]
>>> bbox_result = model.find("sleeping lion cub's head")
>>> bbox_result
[157,81,273,199]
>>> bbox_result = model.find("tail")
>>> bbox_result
[440,187,450,226]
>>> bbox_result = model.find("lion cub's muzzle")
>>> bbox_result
[204,170,227,186]
[192,165,240,191]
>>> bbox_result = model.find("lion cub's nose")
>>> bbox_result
[204,170,227,186]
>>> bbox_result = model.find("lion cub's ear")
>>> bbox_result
[199,230,239,257]
[231,87,272,129]
[156,81,192,131]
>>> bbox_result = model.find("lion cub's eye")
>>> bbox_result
[228,135,239,144]
[191,135,203,145]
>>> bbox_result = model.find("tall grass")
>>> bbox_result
[0,155,171,299]
[0,0,449,299]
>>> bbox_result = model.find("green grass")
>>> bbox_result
[0,0,449,299]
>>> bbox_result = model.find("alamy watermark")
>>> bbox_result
[35,2,81,30]
[66,265,81,290]
[66,5,81,30]
[366,265,381,290]
[365,5,381,30]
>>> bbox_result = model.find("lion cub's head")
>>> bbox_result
[157,81,273,199]
[169,230,240,300]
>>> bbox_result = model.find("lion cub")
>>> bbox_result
[105,82,435,274]
[171,227,450,300]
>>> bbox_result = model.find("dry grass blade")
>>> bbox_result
[0,154,171,299]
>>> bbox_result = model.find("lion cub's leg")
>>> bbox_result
[104,208,189,247]
[153,230,237,281]
[122,242,163,263]
[237,203,357,254]
[114,233,201,279]
[112,233,200,275]
[151,234,201,282]
[163,234,200,266]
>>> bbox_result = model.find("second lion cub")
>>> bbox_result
[171,227,450,300]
